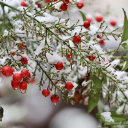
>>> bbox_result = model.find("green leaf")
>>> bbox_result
[121,9,128,43]
[110,111,127,123]
[122,53,128,71]
[0,106,4,121]
[88,75,102,113]
[79,11,86,21]
[122,43,127,49]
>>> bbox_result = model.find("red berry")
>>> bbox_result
[11,80,20,90]
[55,62,63,70]
[87,17,92,23]
[20,82,27,94]
[2,66,13,76]
[42,89,50,97]
[36,3,41,8]
[51,95,59,103]
[67,53,71,58]
[11,53,15,56]
[27,72,31,78]
[110,19,117,26]
[64,0,69,3]
[13,73,22,82]
[95,15,103,22]
[21,69,29,78]
[19,43,25,50]
[20,0,27,7]
[83,21,90,28]
[99,39,105,46]
[77,1,84,9]
[65,82,74,90]
[21,57,28,64]
[73,36,81,44]
[97,30,103,39]
[88,55,96,61]
[60,3,68,11]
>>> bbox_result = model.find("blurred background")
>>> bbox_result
[1,0,128,128]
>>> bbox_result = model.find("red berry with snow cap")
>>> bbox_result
[20,82,27,94]
[65,82,74,90]
[11,80,20,90]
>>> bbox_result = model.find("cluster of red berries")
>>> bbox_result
[42,81,74,103]
[86,15,117,27]
[2,66,31,94]
[20,0,42,8]
[60,0,84,11]
[20,0,84,11]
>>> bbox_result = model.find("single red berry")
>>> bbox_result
[55,62,63,70]
[73,36,81,44]
[97,30,103,39]
[67,53,71,58]
[83,21,90,28]
[11,53,15,56]
[13,73,22,82]
[21,57,28,64]
[27,72,31,78]
[110,19,117,26]
[21,69,29,78]
[55,81,58,84]
[87,17,92,23]
[20,82,27,94]
[64,0,69,4]
[20,0,27,7]
[19,43,25,50]
[42,89,50,97]
[77,1,84,9]
[88,55,96,61]
[11,80,20,90]
[99,39,105,46]
[95,15,103,22]
[51,95,59,103]
[60,3,68,11]
[2,66,13,76]
[36,3,41,8]
[65,82,74,90]
[54,0,58,1]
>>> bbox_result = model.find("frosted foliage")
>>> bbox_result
[101,112,114,123]
[0,0,128,122]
